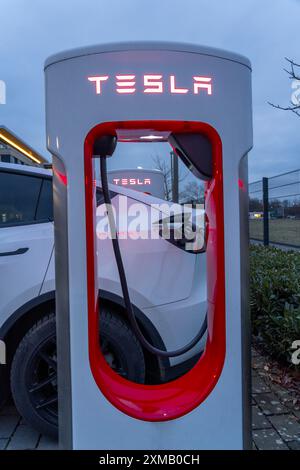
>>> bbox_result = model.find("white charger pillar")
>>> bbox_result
[45,42,252,450]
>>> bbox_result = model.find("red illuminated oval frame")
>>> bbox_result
[84,120,225,421]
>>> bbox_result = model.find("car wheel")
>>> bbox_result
[10,309,145,438]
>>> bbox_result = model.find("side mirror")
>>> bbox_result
[168,133,212,181]
[154,206,207,254]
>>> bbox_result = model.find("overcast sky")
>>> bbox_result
[0,0,299,182]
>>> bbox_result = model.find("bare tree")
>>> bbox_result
[249,197,263,212]
[268,58,300,117]
[180,180,204,205]
[151,154,189,201]
[151,154,173,200]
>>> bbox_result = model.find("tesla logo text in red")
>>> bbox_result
[88,75,212,95]
[112,178,151,186]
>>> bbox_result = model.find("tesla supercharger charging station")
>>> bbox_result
[44,42,252,450]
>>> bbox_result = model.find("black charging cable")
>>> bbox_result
[100,155,207,357]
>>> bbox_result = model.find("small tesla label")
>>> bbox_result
[112,177,151,186]
[88,74,212,95]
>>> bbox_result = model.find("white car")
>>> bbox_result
[0,162,207,437]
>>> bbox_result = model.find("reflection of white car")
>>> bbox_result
[0,162,207,437]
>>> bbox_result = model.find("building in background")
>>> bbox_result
[0,126,48,167]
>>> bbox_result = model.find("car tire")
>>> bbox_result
[10,309,145,438]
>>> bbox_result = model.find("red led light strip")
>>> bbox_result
[87,75,212,95]
[84,120,225,421]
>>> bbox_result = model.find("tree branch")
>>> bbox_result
[283,58,300,80]
[268,101,300,117]
[268,58,300,117]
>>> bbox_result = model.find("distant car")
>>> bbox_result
[0,163,207,437]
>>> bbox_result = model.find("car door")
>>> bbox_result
[96,187,198,307]
[0,168,54,321]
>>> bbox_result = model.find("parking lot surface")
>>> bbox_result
[1,348,299,450]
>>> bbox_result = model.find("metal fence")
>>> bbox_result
[249,169,300,248]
